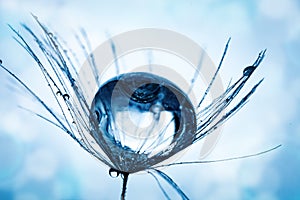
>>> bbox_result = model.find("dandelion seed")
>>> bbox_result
[0,16,281,200]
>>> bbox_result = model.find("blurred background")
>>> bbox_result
[0,0,299,199]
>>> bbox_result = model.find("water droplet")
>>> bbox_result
[243,66,255,76]
[90,72,196,172]
[109,168,120,178]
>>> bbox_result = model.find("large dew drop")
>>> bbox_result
[90,72,196,173]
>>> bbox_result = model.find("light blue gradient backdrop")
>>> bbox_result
[0,0,299,199]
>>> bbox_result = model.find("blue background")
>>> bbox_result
[0,0,299,199]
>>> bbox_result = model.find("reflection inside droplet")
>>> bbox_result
[90,72,196,166]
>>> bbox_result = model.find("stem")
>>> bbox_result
[121,172,129,200]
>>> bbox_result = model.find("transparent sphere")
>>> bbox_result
[90,72,196,173]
